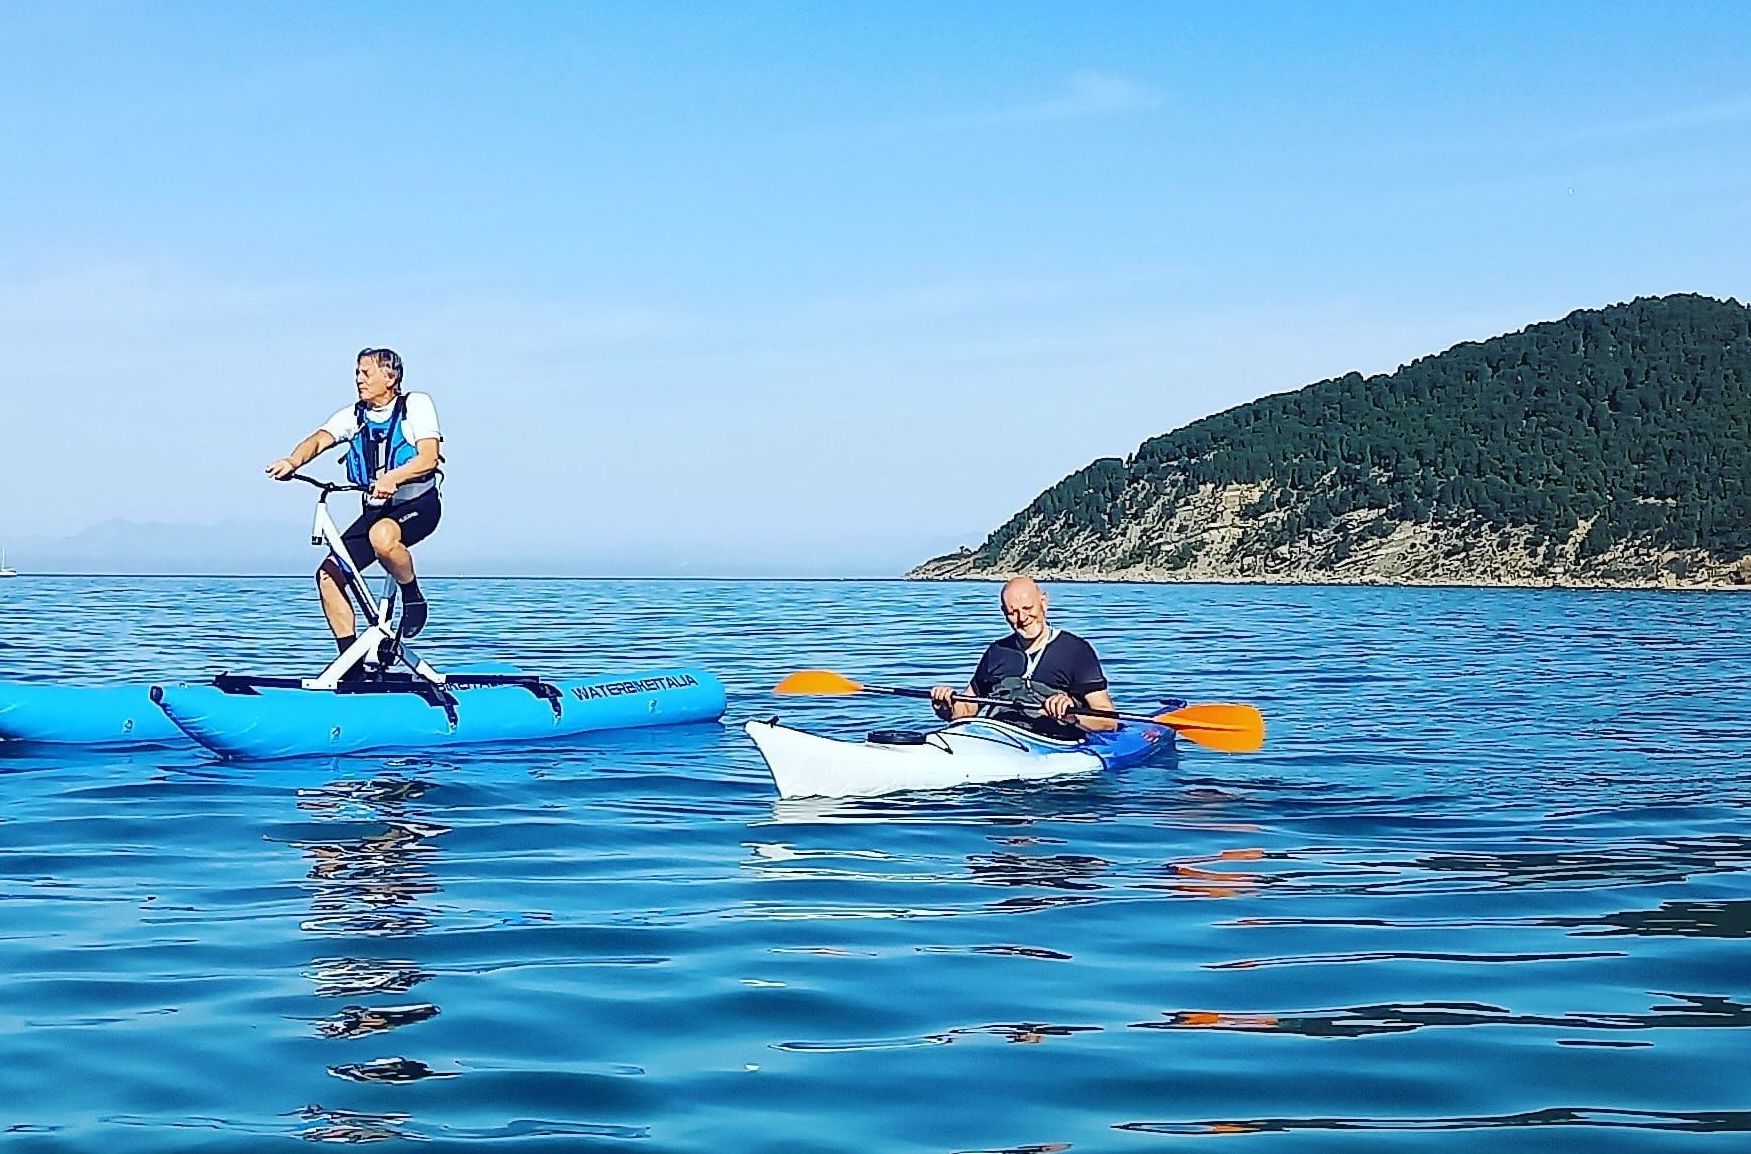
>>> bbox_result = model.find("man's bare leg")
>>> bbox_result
[317,558,357,640]
[368,519,427,636]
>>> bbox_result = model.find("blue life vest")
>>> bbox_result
[343,395,433,492]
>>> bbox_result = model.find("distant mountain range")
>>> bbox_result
[911,293,1751,588]
[5,518,308,575]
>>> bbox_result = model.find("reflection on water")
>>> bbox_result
[328,1056,458,1084]
[291,1103,418,1144]
[307,957,433,999]
[316,1002,440,1040]
[1574,899,1751,938]
[1138,991,1751,1038]
[1203,946,1626,969]
[1234,899,1751,938]
[966,851,1111,892]
[919,944,1074,961]
[1222,835,1751,897]
[295,782,447,938]
[289,777,452,1097]
[930,1021,1102,1045]
[1116,1106,1751,1136]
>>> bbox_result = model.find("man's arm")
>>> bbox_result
[929,684,982,721]
[1040,685,1117,731]
[1041,636,1117,731]
[1072,688,1119,732]
[932,647,993,720]
[266,430,338,479]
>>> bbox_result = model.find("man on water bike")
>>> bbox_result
[265,347,442,653]
[929,576,1119,739]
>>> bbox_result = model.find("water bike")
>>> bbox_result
[0,474,724,757]
[745,670,1265,799]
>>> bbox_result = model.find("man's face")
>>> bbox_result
[1002,586,1048,643]
[356,358,397,407]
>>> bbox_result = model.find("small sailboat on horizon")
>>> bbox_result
[0,547,17,577]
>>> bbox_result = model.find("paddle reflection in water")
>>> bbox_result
[1121,834,1751,904]
[1115,1106,1751,1137]
[289,775,451,1093]
[1232,898,1751,937]
[1136,992,1751,1040]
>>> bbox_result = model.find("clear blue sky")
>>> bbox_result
[3,2,1748,574]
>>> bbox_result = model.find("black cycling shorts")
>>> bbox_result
[339,490,442,573]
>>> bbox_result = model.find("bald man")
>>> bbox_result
[929,576,1118,739]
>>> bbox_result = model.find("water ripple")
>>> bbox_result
[2,578,1748,1151]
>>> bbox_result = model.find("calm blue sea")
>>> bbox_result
[1,577,1747,1152]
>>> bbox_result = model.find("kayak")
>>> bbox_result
[0,681,186,746]
[1,667,725,758]
[151,666,725,759]
[745,715,1177,799]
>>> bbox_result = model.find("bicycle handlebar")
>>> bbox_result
[287,473,366,494]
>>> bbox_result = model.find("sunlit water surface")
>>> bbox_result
[1,577,1747,1152]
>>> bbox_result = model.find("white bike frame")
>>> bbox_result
[292,474,447,691]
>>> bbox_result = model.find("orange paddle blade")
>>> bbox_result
[774,669,865,696]
[1155,703,1266,754]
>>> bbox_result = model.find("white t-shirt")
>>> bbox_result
[321,391,443,503]
[321,391,442,444]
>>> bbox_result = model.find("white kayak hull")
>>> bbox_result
[746,717,1174,799]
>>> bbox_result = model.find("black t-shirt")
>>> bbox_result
[969,629,1107,739]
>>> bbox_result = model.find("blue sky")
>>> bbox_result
[3,2,1749,574]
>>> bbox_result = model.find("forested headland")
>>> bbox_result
[911,294,1751,587]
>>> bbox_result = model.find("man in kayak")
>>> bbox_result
[265,348,443,651]
[929,576,1118,738]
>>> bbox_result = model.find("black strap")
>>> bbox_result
[211,670,558,721]
[446,674,564,718]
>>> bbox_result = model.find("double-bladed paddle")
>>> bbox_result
[773,669,1265,753]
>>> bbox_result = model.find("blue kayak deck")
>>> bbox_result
[945,715,1178,770]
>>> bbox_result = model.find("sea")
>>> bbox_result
[1,576,1747,1152]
